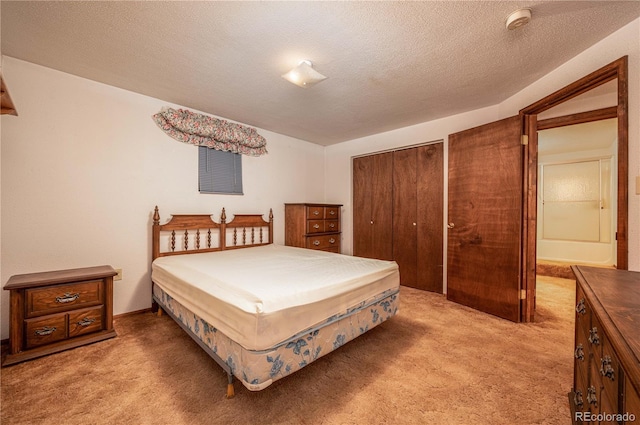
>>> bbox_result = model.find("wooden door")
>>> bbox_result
[393,144,444,292]
[393,148,418,286]
[447,116,523,322]
[353,152,393,260]
[417,144,444,292]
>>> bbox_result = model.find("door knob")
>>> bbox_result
[447,223,455,229]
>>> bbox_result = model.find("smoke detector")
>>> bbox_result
[506,8,532,30]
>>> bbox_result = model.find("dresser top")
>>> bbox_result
[572,265,640,384]
[4,265,116,290]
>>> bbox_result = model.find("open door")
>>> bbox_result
[447,115,525,322]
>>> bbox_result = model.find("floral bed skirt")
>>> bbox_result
[153,284,399,391]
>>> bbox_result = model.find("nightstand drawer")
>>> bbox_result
[26,280,103,317]
[69,306,104,338]
[25,314,67,349]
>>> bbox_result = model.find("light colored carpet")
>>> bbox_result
[1,276,575,425]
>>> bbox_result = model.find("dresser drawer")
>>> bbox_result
[25,314,67,349]
[305,205,340,220]
[575,285,591,337]
[26,280,104,318]
[306,219,340,234]
[599,333,621,410]
[306,234,340,251]
[325,207,339,219]
[574,325,589,381]
[325,219,340,233]
[307,220,326,234]
[306,206,324,219]
[625,376,640,421]
[68,306,104,338]
[573,364,588,414]
[587,312,603,356]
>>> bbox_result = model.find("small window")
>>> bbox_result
[198,147,243,195]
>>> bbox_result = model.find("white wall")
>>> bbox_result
[0,57,326,339]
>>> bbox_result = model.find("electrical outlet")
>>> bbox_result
[114,268,123,281]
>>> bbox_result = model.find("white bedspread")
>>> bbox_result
[151,244,399,350]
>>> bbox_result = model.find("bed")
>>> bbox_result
[150,206,400,397]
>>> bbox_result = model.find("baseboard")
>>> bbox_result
[114,308,152,319]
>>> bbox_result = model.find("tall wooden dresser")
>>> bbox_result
[570,266,639,424]
[285,203,342,253]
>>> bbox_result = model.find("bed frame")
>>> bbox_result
[150,206,398,399]
[151,206,273,398]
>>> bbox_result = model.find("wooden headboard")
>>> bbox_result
[152,206,274,260]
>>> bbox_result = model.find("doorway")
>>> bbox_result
[444,57,629,323]
[536,118,618,273]
[519,56,629,321]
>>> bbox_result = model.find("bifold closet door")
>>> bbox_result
[353,152,393,260]
[393,144,443,292]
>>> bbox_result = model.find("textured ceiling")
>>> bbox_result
[2,1,639,145]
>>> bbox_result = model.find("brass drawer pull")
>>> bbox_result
[329,238,336,244]
[77,318,96,327]
[575,298,586,315]
[34,326,57,336]
[586,386,598,407]
[313,240,320,246]
[573,390,583,408]
[600,356,615,381]
[574,344,584,361]
[56,292,80,304]
[329,210,336,216]
[328,223,335,228]
[313,224,320,229]
[313,210,320,216]
[588,327,600,346]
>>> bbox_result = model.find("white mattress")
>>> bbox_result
[151,244,399,351]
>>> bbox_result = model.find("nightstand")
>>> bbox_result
[2,265,117,366]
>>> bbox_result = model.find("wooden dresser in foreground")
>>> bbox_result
[2,265,117,366]
[570,266,639,424]
[285,203,342,253]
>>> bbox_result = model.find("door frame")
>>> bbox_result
[519,57,629,322]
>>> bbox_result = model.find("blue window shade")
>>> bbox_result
[198,147,243,195]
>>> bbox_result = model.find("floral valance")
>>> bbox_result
[152,108,267,157]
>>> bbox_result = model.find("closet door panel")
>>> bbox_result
[353,152,393,260]
[371,153,394,260]
[393,148,418,287]
[417,144,444,292]
[353,156,374,258]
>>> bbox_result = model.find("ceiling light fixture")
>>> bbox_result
[506,8,532,30]
[281,60,327,88]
